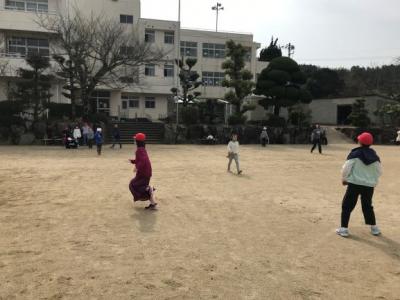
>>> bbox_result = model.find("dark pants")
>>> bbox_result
[96,143,102,155]
[311,139,322,153]
[88,139,93,149]
[341,183,376,228]
[261,138,268,147]
[111,136,122,148]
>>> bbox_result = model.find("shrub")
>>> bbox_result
[180,106,199,125]
[228,114,247,125]
[47,103,83,118]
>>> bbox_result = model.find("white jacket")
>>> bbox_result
[73,128,82,139]
[227,141,239,154]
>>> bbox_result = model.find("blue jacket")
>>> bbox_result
[94,132,103,144]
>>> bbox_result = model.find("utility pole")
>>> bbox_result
[212,2,224,32]
[283,43,295,58]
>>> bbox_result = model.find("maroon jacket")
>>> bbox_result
[132,147,152,178]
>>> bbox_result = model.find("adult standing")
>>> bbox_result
[110,124,122,149]
[87,126,94,149]
[81,123,90,145]
[310,124,323,154]
[260,127,269,147]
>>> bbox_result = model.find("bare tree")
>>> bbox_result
[39,10,165,116]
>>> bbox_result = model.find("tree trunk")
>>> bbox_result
[273,105,281,117]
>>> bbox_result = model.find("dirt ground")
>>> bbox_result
[0,142,400,300]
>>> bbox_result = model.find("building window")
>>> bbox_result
[5,0,48,12]
[245,47,252,62]
[202,43,225,59]
[180,41,197,57]
[145,29,155,43]
[164,64,174,78]
[164,31,175,44]
[145,98,156,109]
[7,36,49,57]
[202,72,225,86]
[91,91,111,115]
[122,95,139,108]
[120,14,134,24]
[145,64,156,76]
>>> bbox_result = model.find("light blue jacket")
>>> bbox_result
[342,158,382,187]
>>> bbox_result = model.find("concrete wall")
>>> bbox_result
[309,96,389,125]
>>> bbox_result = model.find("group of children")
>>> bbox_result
[128,129,383,238]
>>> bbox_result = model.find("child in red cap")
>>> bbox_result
[336,132,382,237]
[128,133,157,210]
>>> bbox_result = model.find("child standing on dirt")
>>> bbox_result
[129,133,157,210]
[336,132,382,237]
[94,128,103,156]
[227,133,242,175]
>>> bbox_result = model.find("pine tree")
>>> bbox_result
[13,54,53,122]
[222,40,255,124]
[349,99,371,127]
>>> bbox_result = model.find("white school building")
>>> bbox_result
[0,0,269,122]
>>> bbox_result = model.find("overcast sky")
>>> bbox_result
[141,0,400,69]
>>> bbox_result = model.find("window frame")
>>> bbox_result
[120,14,134,24]
[202,43,225,59]
[145,97,156,109]
[180,41,198,57]
[163,64,174,78]
[145,29,155,43]
[145,64,156,77]
[164,31,175,44]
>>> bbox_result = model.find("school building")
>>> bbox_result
[0,0,269,122]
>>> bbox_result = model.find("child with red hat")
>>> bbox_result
[128,133,157,210]
[336,132,382,237]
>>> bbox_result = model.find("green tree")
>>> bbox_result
[222,40,255,123]
[306,68,344,98]
[255,57,312,117]
[13,54,53,122]
[171,58,202,107]
[376,102,400,126]
[259,36,282,62]
[349,99,371,127]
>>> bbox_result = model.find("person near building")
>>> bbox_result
[310,124,323,154]
[129,133,157,210]
[81,123,90,146]
[94,128,104,156]
[260,127,269,147]
[73,125,82,146]
[87,126,94,149]
[227,133,242,175]
[336,132,382,237]
[396,129,400,145]
[110,124,122,149]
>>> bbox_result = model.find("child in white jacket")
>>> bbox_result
[227,133,242,175]
[336,132,382,237]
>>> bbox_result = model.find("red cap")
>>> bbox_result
[133,133,146,141]
[357,132,373,146]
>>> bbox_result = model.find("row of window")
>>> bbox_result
[121,95,156,109]
[181,41,252,60]
[145,30,175,44]
[5,0,48,12]
[7,36,49,57]
[145,64,174,77]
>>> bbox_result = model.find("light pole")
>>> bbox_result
[212,2,224,32]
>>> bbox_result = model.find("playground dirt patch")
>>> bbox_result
[0,144,399,299]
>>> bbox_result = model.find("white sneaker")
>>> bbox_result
[336,227,349,237]
[371,225,381,236]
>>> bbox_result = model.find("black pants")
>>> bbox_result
[311,139,322,153]
[341,183,376,228]
[111,137,122,148]
[261,138,267,147]
[88,139,93,149]
[96,143,102,155]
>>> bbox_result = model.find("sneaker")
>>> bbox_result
[336,227,349,237]
[238,170,243,175]
[371,225,381,236]
[145,203,158,210]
